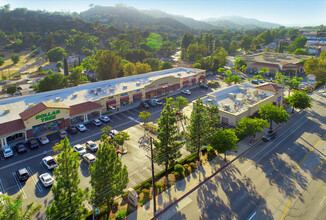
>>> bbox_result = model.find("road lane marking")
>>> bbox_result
[112,114,122,120]
[224,185,229,190]
[128,110,138,116]
[120,112,130,119]
[239,114,308,169]
[315,149,326,172]
[320,196,325,206]
[280,133,326,220]
[0,178,5,193]
[12,172,27,199]
[27,167,43,192]
[240,192,247,199]
[135,172,147,181]
[127,116,141,124]
[248,211,256,220]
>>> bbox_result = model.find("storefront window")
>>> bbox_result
[87,111,100,120]
[71,116,84,124]
[33,119,63,134]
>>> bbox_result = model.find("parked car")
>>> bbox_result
[140,102,150,109]
[67,126,77,135]
[262,130,277,142]
[99,116,110,123]
[39,173,54,187]
[206,71,213,76]
[240,75,246,80]
[152,99,163,106]
[16,168,30,181]
[42,156,58,170]
[15,143,27,153]
[145,99,156,107]
[83,153,96,164]
[58,129,67,139]
[26,138,40,149]
[76,124,87,132]
[258,79,265,84]
[182,90,191,95]
[85,141,98,152]
[38,135,49,145]
[200,84,209,89]
[92,119,102,126]
[2,146,14,158]
[73,144,87,156]
[251,79,259,85]
[110,130,119,139]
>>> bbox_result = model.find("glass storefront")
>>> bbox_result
[87,111,100,120]
[33,119,63,134]
[71,115,84,124]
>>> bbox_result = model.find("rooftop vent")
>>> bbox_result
[123,85,127,90]
[96,87,102,92]
[177,73,182,76]
[72,93,77,98]
[89,89,94,93]
[110,88,115,92]
[186,71,190,74]
[136,82,141,86]
[4,109,10,114]
[55,97,62,102]
[28,103,34,107]
[149,79,153,83]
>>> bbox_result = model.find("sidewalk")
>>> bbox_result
[127,106,297,220]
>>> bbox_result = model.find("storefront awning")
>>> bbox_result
[70,101,102,116]
[106,99,117,105]
[0,119,26,136]
[120,96,130,102]
[133,92,142,99]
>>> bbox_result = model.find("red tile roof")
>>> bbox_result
[252,62,280,69]
[69,101,102,116]
[255,83,280,92]
[19,102,69,121]
[0,119,25,136]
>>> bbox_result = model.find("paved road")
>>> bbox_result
[157,89,326,220]
[0,86,215,219]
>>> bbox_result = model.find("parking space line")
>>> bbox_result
[127,116,141,124]
[134,171,147,181]
[0,178,5,193]
[129,179,137,187]
[128,110,138,116]
[40,162,50,173]
[120,112,130,119]
[112,114,122,120]
[27,167,43,192]
[131,109,140,115]
[12,172,27,199]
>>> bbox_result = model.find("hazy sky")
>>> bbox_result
[2,0,326,26]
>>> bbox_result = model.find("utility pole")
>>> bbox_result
[149,136,157,214]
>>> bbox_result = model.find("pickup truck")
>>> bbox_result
[42,156,58,170]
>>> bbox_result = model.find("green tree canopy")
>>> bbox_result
[236,117,269,139]
[89,136,128,218]
[146,33,163,51]
[154,102,184,173]
[69,65,86,86]
[161,62,173,70]
[34,73,68,92]
[6,85,17,95]
[210,129,238,161]
[46,47,67,62]
[46,138,88,220]
[134,62,151,74]
[143,58,160,71]
[304,51,326,82]
[10,55,20,64]
[259,103,289,130]
[293,48,308,55]
[288,91,313,113]
[123,62,136,76]
[90,50,123,80]
[240,35,253,51]
[0,56,4,66]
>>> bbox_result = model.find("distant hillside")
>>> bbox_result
[203,16,282,29]
[78,5,192,34]
[142,10,217,30]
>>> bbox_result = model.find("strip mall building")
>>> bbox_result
[0,68,205,147]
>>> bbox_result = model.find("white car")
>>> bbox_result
[3,146,14,158]
[182,90,191,95]
[39,173,54,187]
[83,153,96,164]
[92,119,102,126]
[73,144,86,156]
[85,141,98,152]
[99,116,110,123]
[76,124,86,132]
[38,135,49,145]
[42,156,58,170]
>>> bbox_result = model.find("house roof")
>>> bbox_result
[0,119,25,136]
[19,102,69,121]
[69,101,103,116]
[255,83,280,92]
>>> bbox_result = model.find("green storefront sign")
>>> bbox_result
[35,110,60,122]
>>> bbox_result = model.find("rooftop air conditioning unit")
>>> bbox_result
[109,88,115,92]
[4,109,10,113]
[149,79,153,83]
[72,93,77,98]
[177,73,182,76]
[187,71,190,74]
[136,82,141,86]
[28,103,34,107]
[55,97,61,102]
[123,85,127,90]
[97,87,102,92]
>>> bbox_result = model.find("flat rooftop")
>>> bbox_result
[202,83,273,114]
[0,67,202,124]
[244,52,311,65]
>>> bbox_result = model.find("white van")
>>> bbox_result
[58,129,67,139]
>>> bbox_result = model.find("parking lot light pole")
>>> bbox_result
[149,136,157,214]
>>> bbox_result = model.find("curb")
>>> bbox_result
[152,108,303,219]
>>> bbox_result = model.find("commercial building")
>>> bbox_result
[244,52,311,76]
[0,68,205,147]
[202,83,281,126]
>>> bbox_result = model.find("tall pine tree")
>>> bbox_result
[63,57,69,76]
[154,102,184,174]
[89,135,128,219]
[46,138,88,220]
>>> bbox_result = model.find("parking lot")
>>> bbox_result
[0,86,214,218]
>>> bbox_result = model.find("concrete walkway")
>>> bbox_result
[127,106,297,220]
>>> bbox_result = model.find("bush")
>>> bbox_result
[207,146,215,154]
[155,183,162,193]
[189,162,196,170]
[136,189,141,195]
[116,210,127,220]
[143,182,151,189]
[187,155,197,163]
[184,164,190,176]
[173,171,182,180]
[201,147,207,153]
[112,201,119,208]
[142,189,150,200]
[174,164,184,174]
[315,81,325,89]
